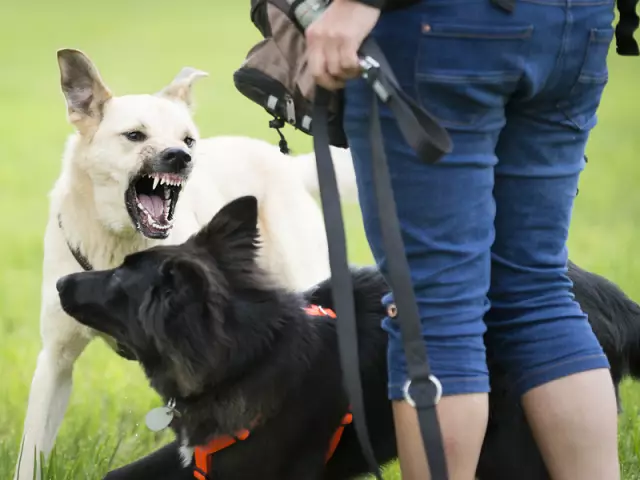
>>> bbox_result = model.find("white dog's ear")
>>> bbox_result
[158,67,208,111]
[57,49,112,133]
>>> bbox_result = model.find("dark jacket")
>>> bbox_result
[354,0,420,9]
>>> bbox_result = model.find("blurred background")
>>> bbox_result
[0,1,638,478]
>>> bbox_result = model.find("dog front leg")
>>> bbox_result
[14,311,92,480]
[103,441,192,480]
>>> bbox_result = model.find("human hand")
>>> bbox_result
[305,0,381,91]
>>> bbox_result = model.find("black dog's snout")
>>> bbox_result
[160,147,191,171]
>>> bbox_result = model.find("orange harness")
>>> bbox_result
[193,305,352,480]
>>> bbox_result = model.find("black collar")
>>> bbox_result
[57,216,136,361]
[58,215,93,272]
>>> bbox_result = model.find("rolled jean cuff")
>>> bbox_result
[513,353,610,397]
[388,377,490,401]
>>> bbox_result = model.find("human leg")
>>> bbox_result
[343,1,538,476]
[486,1,619,478]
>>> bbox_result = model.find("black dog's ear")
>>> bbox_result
[140,256,228,396]
[158,255,227,298]
[191,196,260,262]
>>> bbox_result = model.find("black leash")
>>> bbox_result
[312,36,452,480]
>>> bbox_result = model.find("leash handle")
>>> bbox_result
[358,37,452,163]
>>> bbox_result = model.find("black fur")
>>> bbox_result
[56,195,640,480]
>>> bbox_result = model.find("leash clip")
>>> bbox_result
[359,56,389,102]
[402,375,442,408]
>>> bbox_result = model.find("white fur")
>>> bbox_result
[179,429,195,468]
[14,50,358,480]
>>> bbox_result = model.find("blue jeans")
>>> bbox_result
[343,0,615,400]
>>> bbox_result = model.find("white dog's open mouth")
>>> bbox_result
[125,173,184,239]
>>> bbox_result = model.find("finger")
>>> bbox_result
[307,40,327,82]
[310,52,343,90]
[308,42,345,90]
[338,43,362,80]
[325,35,344,79]
[317,72,346,91]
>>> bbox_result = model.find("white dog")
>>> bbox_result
[14,49,358,480]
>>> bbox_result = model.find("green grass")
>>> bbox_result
[0,1,639,478]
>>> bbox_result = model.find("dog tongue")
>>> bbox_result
[138,194,164,219]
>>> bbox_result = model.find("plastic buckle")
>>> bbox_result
[402,375,443,408]
[359,56,389,102]
[269,117,286,129]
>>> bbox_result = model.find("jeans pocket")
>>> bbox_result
[557,27,614,131]
[415,21,534,129]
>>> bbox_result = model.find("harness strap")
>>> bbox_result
[193,430,252,480]
[325,412,354,461]
[192,304,344,480]
[304,304,337,318]
[192,411,352,480]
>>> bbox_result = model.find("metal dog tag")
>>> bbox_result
[145,399,177,432]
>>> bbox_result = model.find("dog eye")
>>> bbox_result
[123,131,147,142]
[184,136,195,148]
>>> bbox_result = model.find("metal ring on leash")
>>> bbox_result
[402,375,443,408]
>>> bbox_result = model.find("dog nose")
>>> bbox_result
[160,147,191,171]
[56,275,70,294]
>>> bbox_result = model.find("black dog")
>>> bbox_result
[56,196,640,480]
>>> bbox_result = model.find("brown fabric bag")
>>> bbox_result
[234,0,349,150]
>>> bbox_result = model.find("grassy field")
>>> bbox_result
[0,1,639,478]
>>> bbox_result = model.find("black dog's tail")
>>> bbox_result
[616,293,640,380]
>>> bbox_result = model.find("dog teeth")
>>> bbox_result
[142,173,183,189]
[149,216,173,230]
[164,189,170,200]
